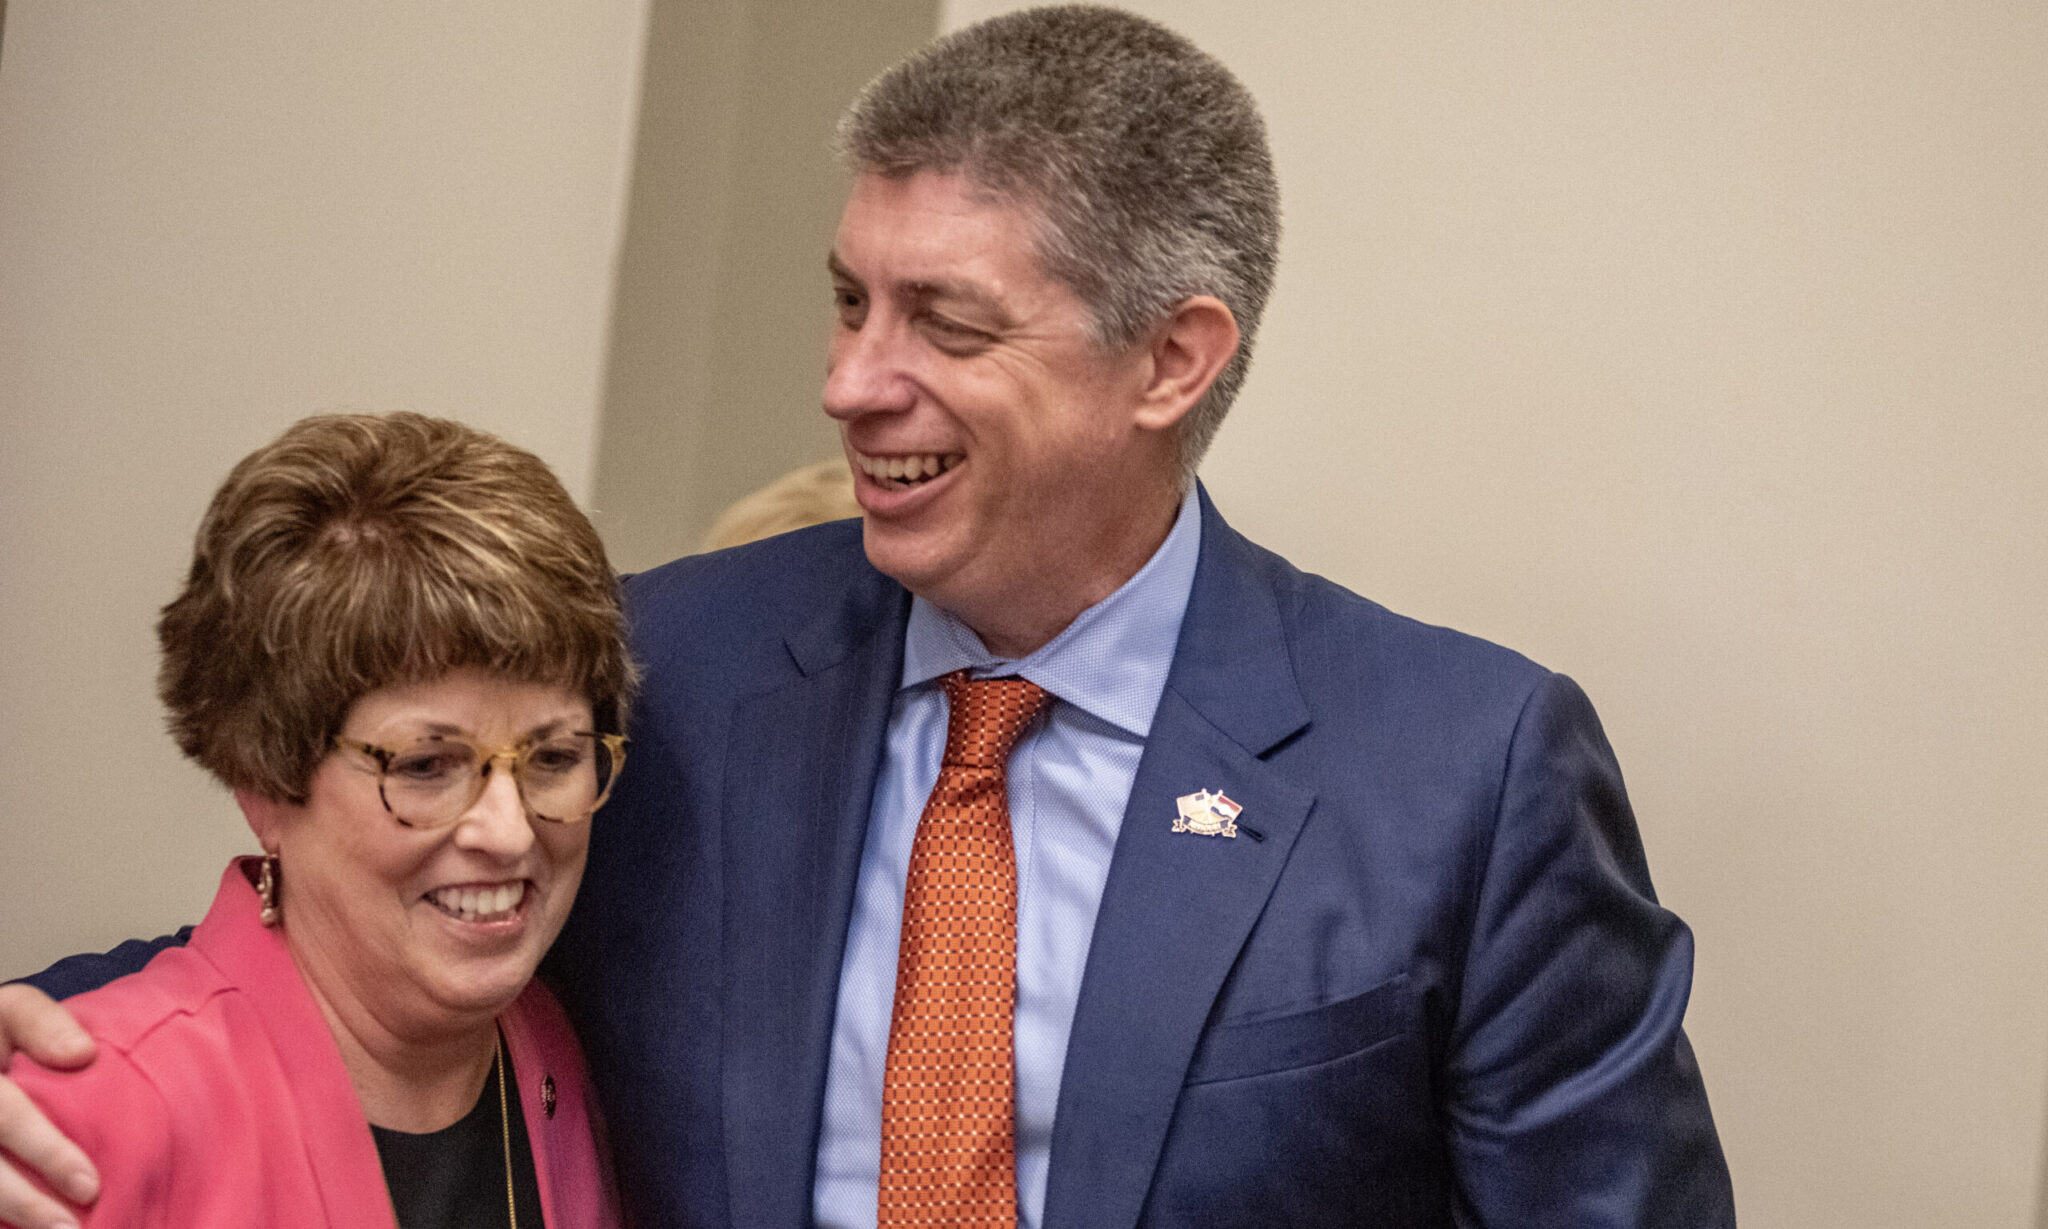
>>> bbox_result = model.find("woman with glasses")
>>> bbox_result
[11,413,633,1227]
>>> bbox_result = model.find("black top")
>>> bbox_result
[372,1047,545,1229]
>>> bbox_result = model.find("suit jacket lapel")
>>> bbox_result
[1043,496,1316,1229]
[720,578,911,1229]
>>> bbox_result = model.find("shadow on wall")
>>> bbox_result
[590,0,939,574]
[2038,1089,2048,1229]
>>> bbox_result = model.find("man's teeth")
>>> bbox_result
[856,453,961,484]
[428,882,526,922]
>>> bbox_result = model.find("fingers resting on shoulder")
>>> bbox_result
[0,985,98,1228]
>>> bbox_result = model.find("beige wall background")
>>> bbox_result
[0,1,648,964]
[5,1,2046,1226]
[943,2,2044,1226]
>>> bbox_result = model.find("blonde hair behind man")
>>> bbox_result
[699,458,862,552]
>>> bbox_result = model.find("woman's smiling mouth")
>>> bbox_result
[425,880,528,924]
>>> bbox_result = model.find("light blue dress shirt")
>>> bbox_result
[813,490,1203,1229]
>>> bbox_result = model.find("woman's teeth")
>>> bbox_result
[856,452,961,485]
[428,882,526,922]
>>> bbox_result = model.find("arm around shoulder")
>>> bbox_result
[9,1047,171,1229]
[12,935,189,1005]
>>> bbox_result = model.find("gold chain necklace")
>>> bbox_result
[496,1032,517,1229]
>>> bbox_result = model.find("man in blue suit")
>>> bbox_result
[0,7,1731,1227]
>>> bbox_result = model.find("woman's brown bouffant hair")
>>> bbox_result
[157,412,637,803]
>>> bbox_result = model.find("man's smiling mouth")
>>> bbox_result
[854,451,963,490]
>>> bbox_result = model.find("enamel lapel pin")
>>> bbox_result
[1173,788,1243,838]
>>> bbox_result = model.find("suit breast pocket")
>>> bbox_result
[1183,972,1411,1086]
[1145,973,1447,1225]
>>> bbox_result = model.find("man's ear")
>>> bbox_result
[235,789,290,855]
[1132,295,1240,432]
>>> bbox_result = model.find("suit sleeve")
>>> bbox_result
[9,932,191,1000]
[11,1050,172,1229]
[1445,673,1734,1227]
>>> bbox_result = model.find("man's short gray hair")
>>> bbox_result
[836,4,1281,474]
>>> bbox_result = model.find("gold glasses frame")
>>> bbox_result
[333,732,629,828]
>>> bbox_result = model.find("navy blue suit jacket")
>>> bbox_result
[30,492,1732,1226]
[543,490,1733,1227]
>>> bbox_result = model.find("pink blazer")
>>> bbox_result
[15,860,623,1228]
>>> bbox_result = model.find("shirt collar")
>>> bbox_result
[900,488,1202,738]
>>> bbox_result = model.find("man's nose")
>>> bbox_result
[823,320,915,421]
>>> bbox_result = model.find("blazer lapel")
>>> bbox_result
[720,580,910,1229]
[195,862,402,1229]
[1043,498,1315,1229]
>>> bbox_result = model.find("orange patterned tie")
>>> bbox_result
[878,670,1050,1229]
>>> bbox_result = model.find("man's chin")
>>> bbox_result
[859,520,969,600]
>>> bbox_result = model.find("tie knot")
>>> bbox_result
[939,671,1050,769]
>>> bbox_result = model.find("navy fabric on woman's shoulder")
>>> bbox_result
[13,930,189,1000]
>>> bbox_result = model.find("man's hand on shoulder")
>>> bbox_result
[0,984,98,1229]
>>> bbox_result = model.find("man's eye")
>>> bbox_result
[922,314,990,350]
[832,287,866,322]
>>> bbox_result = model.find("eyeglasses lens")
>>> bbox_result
[381,735,617,826]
